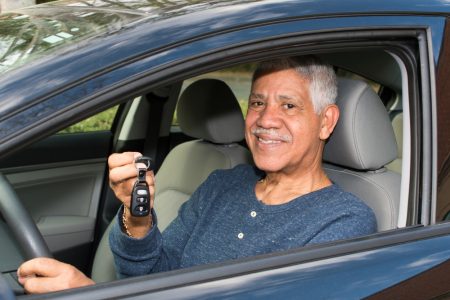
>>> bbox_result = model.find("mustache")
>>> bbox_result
[251,127,292,142]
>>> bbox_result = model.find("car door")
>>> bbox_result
[4,2,450,299]
[30,13,448,300]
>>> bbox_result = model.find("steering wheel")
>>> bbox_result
[0,272,14,300]
[0,173,52,259]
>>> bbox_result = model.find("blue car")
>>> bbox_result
[1,0,450,298]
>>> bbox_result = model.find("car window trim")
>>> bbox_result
[13,30,438,299]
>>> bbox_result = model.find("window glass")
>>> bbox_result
[58,105,118,134]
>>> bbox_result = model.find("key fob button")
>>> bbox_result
[135,205,147,213]
[137,189,148,195]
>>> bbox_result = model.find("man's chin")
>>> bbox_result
[253,158,286,173]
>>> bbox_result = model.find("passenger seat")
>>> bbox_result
[386,112,403,173]
[323,78,401,231]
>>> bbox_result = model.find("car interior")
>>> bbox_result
[0,48,410,291]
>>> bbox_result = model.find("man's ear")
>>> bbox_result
[319,104,340,140]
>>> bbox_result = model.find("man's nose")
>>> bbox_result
[256,104,281,128]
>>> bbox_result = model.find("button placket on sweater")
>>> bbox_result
[237,210,258,240]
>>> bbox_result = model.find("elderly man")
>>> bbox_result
[17,56,376,292]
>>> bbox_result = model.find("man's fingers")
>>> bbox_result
[18,258,95,294]
[108,152,155,211]
[21,276,68,294]
[109,164,139,184]
[108,152,142,170]
[18,258,65,279]
[109,152,151,185]
[20,268,94,294]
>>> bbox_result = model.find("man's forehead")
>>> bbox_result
[251,76,310,93]
[250,72,312,103]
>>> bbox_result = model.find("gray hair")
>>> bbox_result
[252,56,337,114]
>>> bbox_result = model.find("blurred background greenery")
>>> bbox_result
[59,106,119,134]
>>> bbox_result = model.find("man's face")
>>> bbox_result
[245,68,325,175]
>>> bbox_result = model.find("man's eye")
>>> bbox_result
[283,103,295,109]
[250,101,264,107]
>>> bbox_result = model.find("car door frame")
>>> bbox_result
[7,13,449,299]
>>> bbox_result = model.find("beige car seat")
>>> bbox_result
[386,112,403,173]
[323,78,401,231]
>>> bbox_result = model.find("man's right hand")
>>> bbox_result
[108,152,155,238]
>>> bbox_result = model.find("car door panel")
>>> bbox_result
[0,131,111,259]
[38,216,96,253]
[5,163,104,253]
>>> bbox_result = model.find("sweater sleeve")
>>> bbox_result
[109,170,220,278]
[109,206,174,278]
[306,209,377,246]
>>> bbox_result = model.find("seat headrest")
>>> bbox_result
[177,79,245,144]
[323,78,397,170]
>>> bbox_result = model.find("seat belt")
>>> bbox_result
[143,92,167,172]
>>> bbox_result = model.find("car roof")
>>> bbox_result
[1,0,447,90]
[4,0,450,70]
[17,0,450,19]
[2,0,449,81]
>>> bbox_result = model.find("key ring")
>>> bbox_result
[135,156,152,183]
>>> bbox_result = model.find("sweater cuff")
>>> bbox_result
[109,205,161,261]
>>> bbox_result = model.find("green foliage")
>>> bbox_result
[58,106,118,134]
[238,99,248,117]
[226,63,257,73]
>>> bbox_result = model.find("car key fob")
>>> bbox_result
[130,156,152,217]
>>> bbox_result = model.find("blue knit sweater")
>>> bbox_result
[110,164,377,277]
